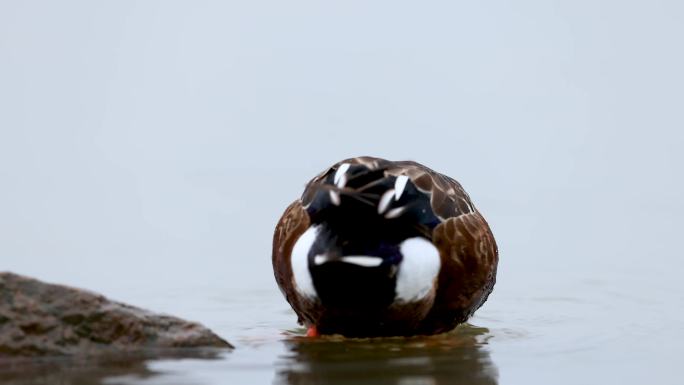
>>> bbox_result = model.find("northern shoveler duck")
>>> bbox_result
[272,156,498,337]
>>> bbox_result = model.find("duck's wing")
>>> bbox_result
[272,200,311,323]
[383,159,498,333]
[386,160,477,221]
[421,211,499,333]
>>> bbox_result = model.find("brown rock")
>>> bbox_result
[0,272,233,356]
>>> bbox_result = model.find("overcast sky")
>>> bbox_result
[1,1,682,296]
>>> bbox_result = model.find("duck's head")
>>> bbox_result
[290,162,443,333]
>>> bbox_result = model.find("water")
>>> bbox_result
[2,258,682,384]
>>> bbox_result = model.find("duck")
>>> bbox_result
[272,156,498,337]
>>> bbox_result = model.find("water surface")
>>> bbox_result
[2,264,681,385]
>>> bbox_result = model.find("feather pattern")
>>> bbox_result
[302,156,475,221]
[272,156,498,336]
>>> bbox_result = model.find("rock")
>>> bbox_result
[0,272,233,356]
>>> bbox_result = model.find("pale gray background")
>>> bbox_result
[2,0,683,292]
[2,0,682,288]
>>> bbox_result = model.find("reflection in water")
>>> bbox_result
[0,348,225,385]
[276,324,498,385]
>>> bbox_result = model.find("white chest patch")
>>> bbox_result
[290,226,319,299]
[395,237,441,302]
